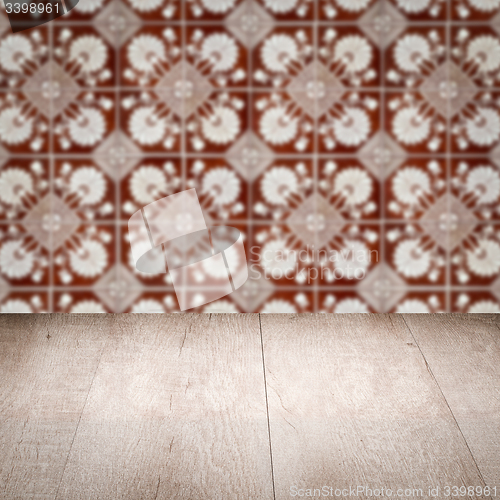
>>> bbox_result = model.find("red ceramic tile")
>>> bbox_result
[0,290,49,312]
[120,157,182,220]
[450,26,500,88]
[384,26,447,89]
[452,290,500,313]
[119,90,182,153]
[53,25,116,88]
[384,157,447,221]
[119,26,182,88]
[53,90,116,153]
[252,26,314,89]
[185,0,243,20]
[252,91,315,153]
[121,0,181,21]
[451,222,500,286]
[318,0,377,21]
[53,223,116,286]
[318,158,380,221]
[385,90,447,154]
[318,290,374,313]
[0,28,49,87]
[251,158,314,221]
[54,158,116,222]
[186,26,249,89]
[450,90,500,154]
[54,290,112,312]
[318,26,381,88]
[384,222,447,285]
[452,0,500,21]
[317,90,380,154]
[0,223,50,286]
[186,157,247,223]
[0,91,50,154]
[186,90,248,153]
[254,0,315,21]
[0,158,50,222]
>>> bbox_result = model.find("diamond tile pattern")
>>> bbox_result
[1,0,500,313]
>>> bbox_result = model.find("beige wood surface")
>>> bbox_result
[0,314,499,500]
[403,314,500,489]
[56,314,273,500]
[0,314,108,499]
[260,314,491,500]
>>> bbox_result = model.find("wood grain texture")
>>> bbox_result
[0,314,108,499]
[260,314,490,500]
[403,314,500,489]
[56,314,273,500]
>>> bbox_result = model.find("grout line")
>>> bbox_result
[258,313,277,500]
[400,314,493,498]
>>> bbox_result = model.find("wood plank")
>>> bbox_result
[403,314,500,489]
[0,314,108,499]
[260,314,489,500]
[56,314,273,500]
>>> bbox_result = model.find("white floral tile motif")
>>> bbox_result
[186,91,247,153]
[451,223,500,286]
[318,27,380,88]
[450,90,500,153]
[384,158,447,221]
[185,0,242,20]
[55,291,111,312]
[120,26,182,88]
[0,92,50,154]
[252,27,314,89]
[450,27,500,88]
[0,224,50,286]
[386,91,446,154]
[0,29,49,87]
[252,159,314,221]
[385,27,447,89]
[186,27,249,89]
[120,90,182,152]
[0,291,48,313]
[0,159,49,222]
[318,91,379,153]
[54,159,116,222]
[53,26,116,88]
[319,159,380,221]
[54,91,115,153]
[451,159,500,221]
[385,222,448,286]
[453,0,500,20]
[453,291,500,313]
[122,0,180,20]
[120,158,182,220]
[253,91,314,153]
[186,158,247,222]
[53,224,115,286]
[255,0,315,20]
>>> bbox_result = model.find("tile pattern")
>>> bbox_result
[1,0,500,313]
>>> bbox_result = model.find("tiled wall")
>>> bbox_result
[1,0,500,313]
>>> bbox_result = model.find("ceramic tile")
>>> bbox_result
[450,222,500,286]
[1,0,500,312]
[52,223,116,286]
[0,290,49,312]
[0,223,51,286]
